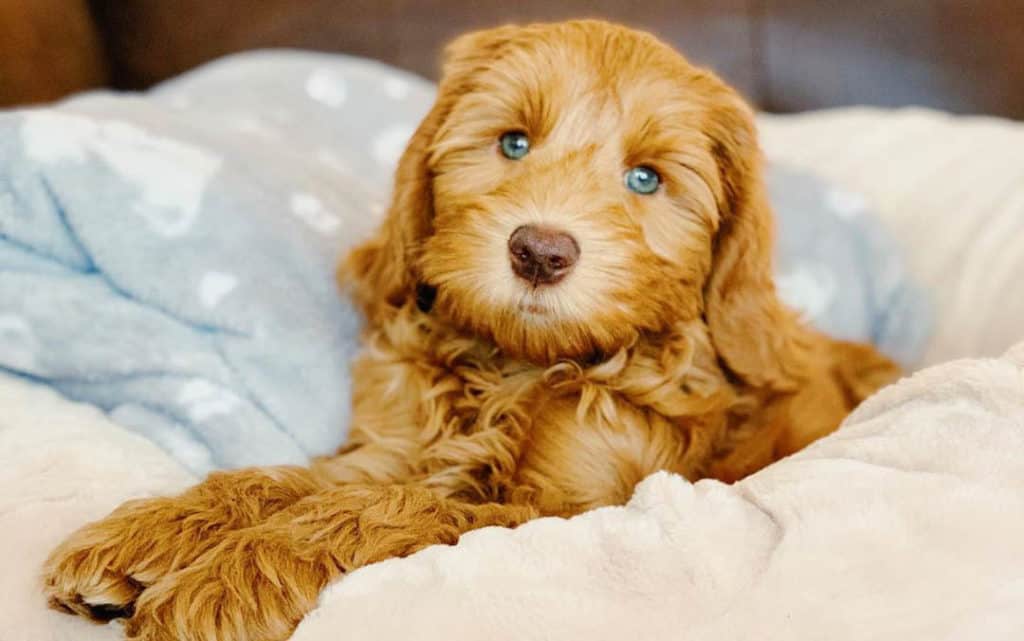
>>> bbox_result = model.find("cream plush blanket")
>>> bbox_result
[4,107,1024,640]
[759,108,1024,367]
[5,344,1023,641]
[293,342,1024,641]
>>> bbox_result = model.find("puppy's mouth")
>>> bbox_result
[517,300,548,315]
[514,286,556,317]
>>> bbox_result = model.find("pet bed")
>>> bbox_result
[2,51,1022,641]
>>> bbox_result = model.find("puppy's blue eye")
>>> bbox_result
[625,166,661,194]
[499,131,530,160]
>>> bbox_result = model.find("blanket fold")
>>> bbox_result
[290,342,1024,641]
[3,344,1022,641]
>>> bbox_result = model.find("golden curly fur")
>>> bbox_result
[42,20,900,641]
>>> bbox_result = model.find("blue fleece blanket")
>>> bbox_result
[0,51,930,475]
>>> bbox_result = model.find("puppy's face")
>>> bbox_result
[420,25,735,363]
[349,22,796,378]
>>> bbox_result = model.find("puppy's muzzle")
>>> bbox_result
[508,225,580,286]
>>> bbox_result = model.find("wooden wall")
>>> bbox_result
[2,1,1022,119]
[0,0,108,107]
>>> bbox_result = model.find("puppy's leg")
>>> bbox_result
[43,466,324,622]
[828,339,901,405]
[711,340,901,482]
[126,484,536,641]
[774,339,900,459]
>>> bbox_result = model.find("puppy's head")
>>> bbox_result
[346,20,810,388]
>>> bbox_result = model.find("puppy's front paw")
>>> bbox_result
[43,532,142,622]
[43,494,224,622]
[43,500,159,622]
[126,532,333,641]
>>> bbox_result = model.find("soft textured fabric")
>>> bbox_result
[4,343,1023,641]
[0,373,193,641]
[759,107,1024,365]
[292,342,1024,641]
[769,166,931,366]
[0,51,930,477]
[0,52,436,476]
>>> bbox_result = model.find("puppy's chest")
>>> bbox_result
[438,367,724,513]
[358,324,736,510]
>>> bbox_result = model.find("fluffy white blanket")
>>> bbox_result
[4,343,1023,641]
[0,376,192,641]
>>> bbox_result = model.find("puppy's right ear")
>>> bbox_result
[341,25,520,323]
[702,88,814,392]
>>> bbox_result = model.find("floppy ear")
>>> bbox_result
[702,93,814,391]
[340,25,520,323]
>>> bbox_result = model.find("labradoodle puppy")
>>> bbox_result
[43,20,900,641]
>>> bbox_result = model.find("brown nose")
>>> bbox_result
[508,225,580,285]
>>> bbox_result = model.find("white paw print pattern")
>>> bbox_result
[775,264,838,322]
[20,113,223,238]
[0,314,41,372]
[178,379,241,422]
[824,187,868,219]
[372,124,416,171]
[290,192,342,234]
[198,271,238,309]
[306,69,349,108]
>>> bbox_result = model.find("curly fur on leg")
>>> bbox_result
[124,484,536,641]
[43,466,324,621]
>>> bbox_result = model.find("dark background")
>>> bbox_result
[3,0,1023,119]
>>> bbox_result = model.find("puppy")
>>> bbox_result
[43,20,900,641]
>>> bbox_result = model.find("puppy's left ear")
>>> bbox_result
[702,91,813,391]
[341,25,520,323]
